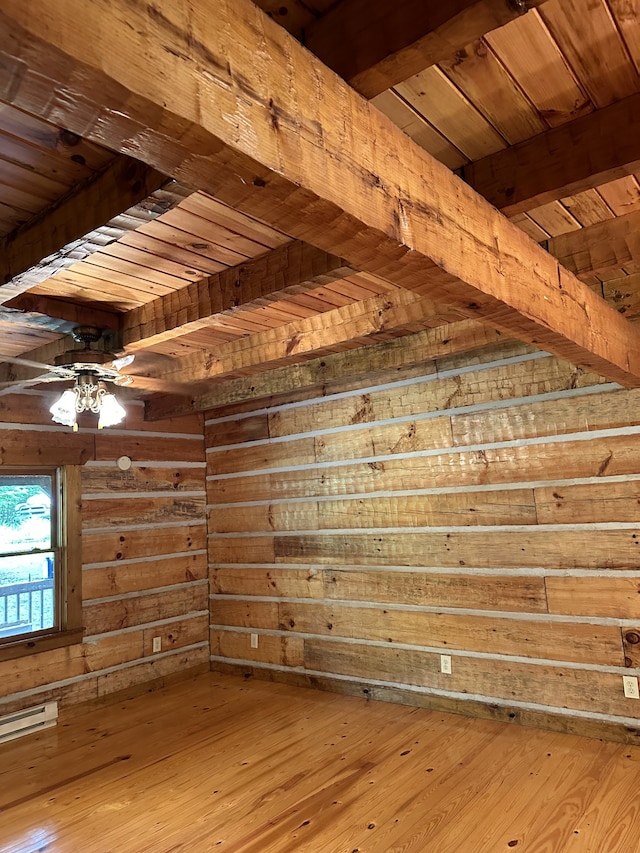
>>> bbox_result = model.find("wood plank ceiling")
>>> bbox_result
[1,0,640,412]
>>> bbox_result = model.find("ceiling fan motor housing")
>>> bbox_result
[54,325,113,368]
[70,326,104,345]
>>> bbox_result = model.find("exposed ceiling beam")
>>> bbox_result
[121,240,356,351]
[155,290,463,386]
[463,92,640,216]
[4,293,121,330]
[3,0,640,387]
[0,288,459,397]
[0,306,74,335]
[547,210,640,279]
[0,155,167,302]
[146,319,505,420]
[303,0,547,99]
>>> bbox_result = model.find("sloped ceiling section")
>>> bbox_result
[0,0,639,414]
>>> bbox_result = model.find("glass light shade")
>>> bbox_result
[97,392,126,429]
[50,389,78,430]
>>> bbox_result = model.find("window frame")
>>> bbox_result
[0,464,83,661]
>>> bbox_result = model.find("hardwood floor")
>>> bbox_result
[1,672,639,852]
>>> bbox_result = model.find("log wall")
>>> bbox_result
[0,391,209,714]
[206,340,640,735]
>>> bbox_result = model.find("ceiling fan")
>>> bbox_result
[0,326,171,429]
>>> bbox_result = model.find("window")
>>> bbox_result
[0,466,82,659]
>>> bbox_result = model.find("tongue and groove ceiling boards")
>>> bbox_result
[1,0,640,409]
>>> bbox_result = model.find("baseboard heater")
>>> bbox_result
[0,701,58,745]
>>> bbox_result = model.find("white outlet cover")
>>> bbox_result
[152,636,162,653]
[623,675,640,699]
[440,654,452,674]
[250,633,259,649]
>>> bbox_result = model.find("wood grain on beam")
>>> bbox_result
[547,210,640,278]
[304,0,547,99]
[157,290,462,387]
[146,319,504,419]
[122,240,355,351]
[0,155,167,299]
[3,0,640,387]
[464,92,640,216]
[4,293,121,330]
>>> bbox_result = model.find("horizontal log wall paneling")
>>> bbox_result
[206,342,640,737]
[0,394,209,714]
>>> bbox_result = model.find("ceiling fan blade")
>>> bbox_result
[2,355,59,371]
[0,381,27,392]
[0,373,65,396]
[112,353,136,371]
[1,354,74,376]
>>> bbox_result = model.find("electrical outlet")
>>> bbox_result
[623,675,639,699]
[440,654,452,675]
[152,636,162,653]
[250,633,259,649]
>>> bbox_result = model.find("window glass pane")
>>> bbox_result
[0,552,56,638]
[0,474,53,554]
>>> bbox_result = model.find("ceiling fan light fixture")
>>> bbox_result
[97,391,126,430]
[49,388,78,431]
[50,376,126,431]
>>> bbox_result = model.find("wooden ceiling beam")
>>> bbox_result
[121,240,356,351]
[303,0,547,99]
[546,210,640,279]
[4,0,640,387]
[0,155,167,302]
[0,306,73,334]
[463,93,640,216]
[3,293,121,330]
[146,319,504,420]
[154,290,463,387]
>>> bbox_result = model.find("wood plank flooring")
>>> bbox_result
[1,671,639,852]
